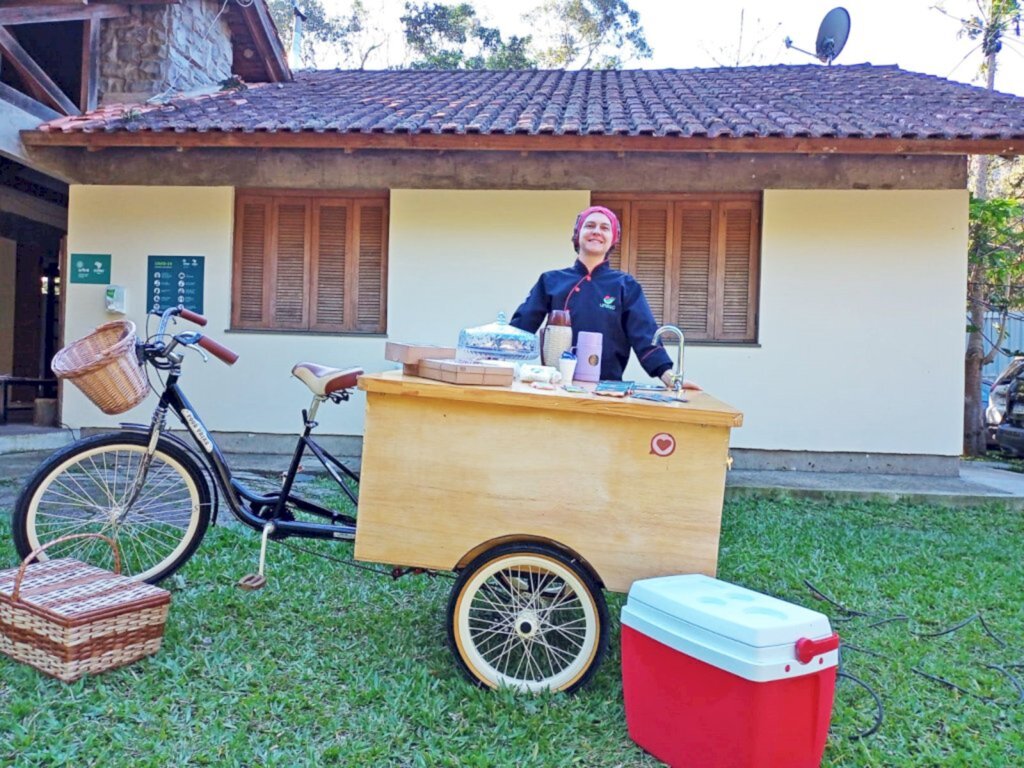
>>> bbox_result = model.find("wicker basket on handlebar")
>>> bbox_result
[51,320,149,414]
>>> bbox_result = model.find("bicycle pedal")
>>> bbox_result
[237,573,267,591]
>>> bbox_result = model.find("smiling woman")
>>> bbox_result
[509,206,697,388]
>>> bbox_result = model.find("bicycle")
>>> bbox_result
[10,306,608,693]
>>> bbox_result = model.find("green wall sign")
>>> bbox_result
[69,254,111,284]
[147,255,205,314]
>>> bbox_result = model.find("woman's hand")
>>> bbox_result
[660,371,703,391]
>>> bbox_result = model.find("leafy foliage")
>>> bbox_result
[526,0,652,69]
[267,0,380,69]
[401,2,535,70]
[970,196,1024,315]
[950,0,1021,56]
[938,1,1024,453]
[267,0,651,71]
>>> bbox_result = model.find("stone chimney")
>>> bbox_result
[99,0,234,105]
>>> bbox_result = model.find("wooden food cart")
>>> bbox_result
[355,371,743,693]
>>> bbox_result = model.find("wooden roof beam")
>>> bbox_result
[80,18,99,112]
[0,0,176,6]
[237,0,291,82]
[0,80,61,121]
[0,5,130,25]
[0,26,79,116]
[17,129,1022,156]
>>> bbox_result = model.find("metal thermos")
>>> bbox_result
[575,331,603,382]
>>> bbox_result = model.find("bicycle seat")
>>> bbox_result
[291,363,363,396]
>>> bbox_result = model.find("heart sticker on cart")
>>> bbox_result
[650,433,675,457]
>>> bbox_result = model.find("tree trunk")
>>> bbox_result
[965,276,988,455]
[975,55,997,198]
[963,48,999,455]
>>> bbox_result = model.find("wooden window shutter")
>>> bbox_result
[676,202,716,340]
[310,200,349,331]
[233,191,388,333]
[353,200,387,333]
[716,201,759,341]
[233,195,272,328]
[595,200,630,272]
[629,203,672,325]
[272,199,311,329]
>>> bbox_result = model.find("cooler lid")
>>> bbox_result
[627,574,831,648]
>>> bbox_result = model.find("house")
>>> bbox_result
[0,0,288,420]
[15,21,1024,473]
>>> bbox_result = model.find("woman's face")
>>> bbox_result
[578,212,614,258]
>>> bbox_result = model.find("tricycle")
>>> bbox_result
[11,307,741,694]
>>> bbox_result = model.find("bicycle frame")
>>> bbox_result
[145,367,358,542]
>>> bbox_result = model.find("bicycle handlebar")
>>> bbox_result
[197,335,239,366]
[149,307,239,366]
[179,308,207,327]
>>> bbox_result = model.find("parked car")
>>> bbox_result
[988,357,1024,448]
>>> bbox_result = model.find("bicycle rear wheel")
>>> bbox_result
[12,432,211,583]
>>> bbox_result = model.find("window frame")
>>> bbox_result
[593,192,762,344]
[230,188,389,334]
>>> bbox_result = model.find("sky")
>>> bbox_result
[308,0,1024,96]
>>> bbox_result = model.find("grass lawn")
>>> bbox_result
[1,491,1022,767]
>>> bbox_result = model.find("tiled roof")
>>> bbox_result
[34,64,1024,142]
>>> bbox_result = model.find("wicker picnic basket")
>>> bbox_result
[0,534,171,682]
[51,320,149,414]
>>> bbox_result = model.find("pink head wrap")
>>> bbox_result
[572,206,620,252]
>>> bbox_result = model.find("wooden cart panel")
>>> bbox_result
[355,373,742,593]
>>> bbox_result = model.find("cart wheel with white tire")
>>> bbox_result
[446,542,609,694]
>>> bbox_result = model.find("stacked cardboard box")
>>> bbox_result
[384,342,514,386]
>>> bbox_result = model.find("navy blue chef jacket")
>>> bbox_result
[510,259,674,381]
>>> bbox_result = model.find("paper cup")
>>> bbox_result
[559,356,577,383]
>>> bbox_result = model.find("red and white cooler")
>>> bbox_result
[621,574,839,768]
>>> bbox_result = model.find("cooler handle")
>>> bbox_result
[795,632,840,664]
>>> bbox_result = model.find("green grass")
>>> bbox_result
[1,491,1022,767]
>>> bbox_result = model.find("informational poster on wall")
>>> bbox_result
[69,254,111,284]
[147,255,205,314]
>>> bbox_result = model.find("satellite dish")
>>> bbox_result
[816,7,851,64]
[784,7,851,66]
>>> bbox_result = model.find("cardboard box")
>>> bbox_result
[417,359,514,386]
[384,342,456,365]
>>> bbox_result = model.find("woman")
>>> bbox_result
[510,206,698,389]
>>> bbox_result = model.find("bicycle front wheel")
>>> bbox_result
[12,432,211,583]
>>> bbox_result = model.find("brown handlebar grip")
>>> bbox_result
[197,335,239,365]
[179,308,208,327]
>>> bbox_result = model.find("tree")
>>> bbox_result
[936,0,1023,454]
[967,197,1024,436]
[525,0,651,69]
[267,0,384,69]
[401,2,535,70]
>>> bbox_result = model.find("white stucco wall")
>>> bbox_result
[388,190,589,342]
[63,186,967,457]
[661,189,967,456]
[65,186,377,436]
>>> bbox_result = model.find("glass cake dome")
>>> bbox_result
[457,312,539,362]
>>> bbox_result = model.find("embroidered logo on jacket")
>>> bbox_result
[600,295,616,311]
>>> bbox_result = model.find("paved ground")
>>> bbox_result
[3,442,1023,511]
